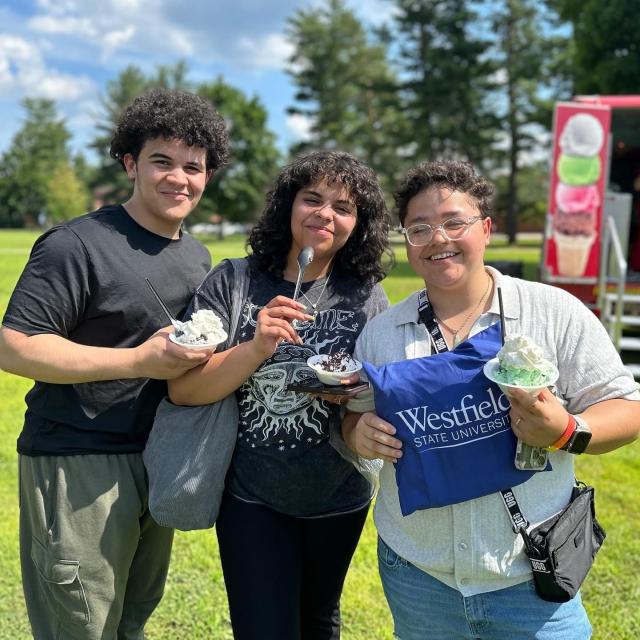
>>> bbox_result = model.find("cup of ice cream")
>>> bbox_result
[169,309,227,349]
[307,351,362,385]
[483,334,558,396]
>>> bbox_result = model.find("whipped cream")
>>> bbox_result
[176,309,226,346]
[495,335,556,387]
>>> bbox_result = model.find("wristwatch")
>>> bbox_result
[560,414,592,454]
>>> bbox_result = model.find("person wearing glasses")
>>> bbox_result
[340,160,640,639]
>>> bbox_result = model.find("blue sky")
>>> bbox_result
[0,0,394,161]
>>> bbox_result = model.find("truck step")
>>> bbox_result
[624,363,640,379]
[603,315,640,327]
[604,292,640,304]
[619,336,640,351]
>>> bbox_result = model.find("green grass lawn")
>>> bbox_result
[0,231,638,638]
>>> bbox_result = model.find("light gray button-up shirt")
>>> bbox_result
[348,268,640,596]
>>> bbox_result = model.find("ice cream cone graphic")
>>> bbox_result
[553,230,596,277]
[552,113,604,277]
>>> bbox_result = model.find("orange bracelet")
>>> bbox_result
[546,414,576,451]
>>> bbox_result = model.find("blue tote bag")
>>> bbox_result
[363,323,549,516]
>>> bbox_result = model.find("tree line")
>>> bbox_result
[0,0,637,242]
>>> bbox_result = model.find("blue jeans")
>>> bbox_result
[377,537,592,640]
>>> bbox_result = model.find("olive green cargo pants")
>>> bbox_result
[19,453,174,639]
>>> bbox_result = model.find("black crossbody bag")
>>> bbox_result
[500,484,606,602]
[417,291,606,603]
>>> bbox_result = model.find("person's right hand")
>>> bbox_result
[351,411,403,463]
[133,326,216,379]
[249,295,313,360]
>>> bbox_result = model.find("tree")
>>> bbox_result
[287,0,409,193]
[552,0,640,94]
[90,62,192,201]
[393,0,499,168]
[490,0,569,243]
[198,79,280,225]
[46,162,91,223]
[0,99,76,227]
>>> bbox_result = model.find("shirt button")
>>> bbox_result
[458,542,468,550]
[460,578,469,585]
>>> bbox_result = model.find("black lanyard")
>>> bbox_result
[417,289,449,354]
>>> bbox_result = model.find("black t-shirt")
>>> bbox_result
[2,204,211,455]
[192,257,389,517]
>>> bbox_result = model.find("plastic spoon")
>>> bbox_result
[144,278,187,335]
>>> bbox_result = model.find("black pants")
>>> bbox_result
[216,493,370,640]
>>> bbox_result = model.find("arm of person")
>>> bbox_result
[168,295,312,406]
[509,388,639,455]
[0,325,214,383]
[341,410,403,463]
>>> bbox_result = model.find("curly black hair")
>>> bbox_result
[248,150,394,285]
[395,160,494,225]
[110,88,230,172]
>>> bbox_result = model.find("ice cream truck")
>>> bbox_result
[540,95,640,377]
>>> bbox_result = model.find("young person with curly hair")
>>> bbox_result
[169,150,394,639]
[342,159,640,640]
[0,88,230,639]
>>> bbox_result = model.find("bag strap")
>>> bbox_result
[226,258,250,349]
[500,488,540,555]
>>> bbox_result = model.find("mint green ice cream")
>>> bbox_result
[493,335,556,387]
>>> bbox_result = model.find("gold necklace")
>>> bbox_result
[433,275,492,347]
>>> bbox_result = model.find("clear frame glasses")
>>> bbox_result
[400,216,483,247]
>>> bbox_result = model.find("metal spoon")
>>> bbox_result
[144,277,187,335]
[292,246,314,305]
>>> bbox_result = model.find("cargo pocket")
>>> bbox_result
[30,536,90,626]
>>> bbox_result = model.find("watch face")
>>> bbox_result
[568,429,592,454]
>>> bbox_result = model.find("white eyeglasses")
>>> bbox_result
[400,216,483,246]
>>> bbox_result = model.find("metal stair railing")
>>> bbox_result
[597,215,627,349]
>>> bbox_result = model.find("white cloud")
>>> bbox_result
[100,25,137,62]
[236,33,294,70]
[0,34,93,100]
[286,113,312,141]
[28,15,97,38]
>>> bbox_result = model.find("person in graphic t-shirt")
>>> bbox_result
[169,150,394,640]
[0,88,229,639]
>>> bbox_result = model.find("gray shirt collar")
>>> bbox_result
[390,266,520,328]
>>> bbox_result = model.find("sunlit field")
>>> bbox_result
[0,230,638,638]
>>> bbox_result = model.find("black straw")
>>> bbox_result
[144,277,177,325]
[497,287,506,346]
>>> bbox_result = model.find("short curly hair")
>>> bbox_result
[110,88,230,172]
[248,150,394,285]
[395,160,494,225]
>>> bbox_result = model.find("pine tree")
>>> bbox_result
[393,0,499,168]
[287,0,408,192]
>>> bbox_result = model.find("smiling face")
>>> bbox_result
[286,179,358,275]
[404,186,491,293]
[123,137,211,239]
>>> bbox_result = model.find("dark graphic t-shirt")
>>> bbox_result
[192,258,389,517]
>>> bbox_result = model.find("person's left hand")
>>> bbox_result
[507,386,570,447]
[307,372,361,405]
